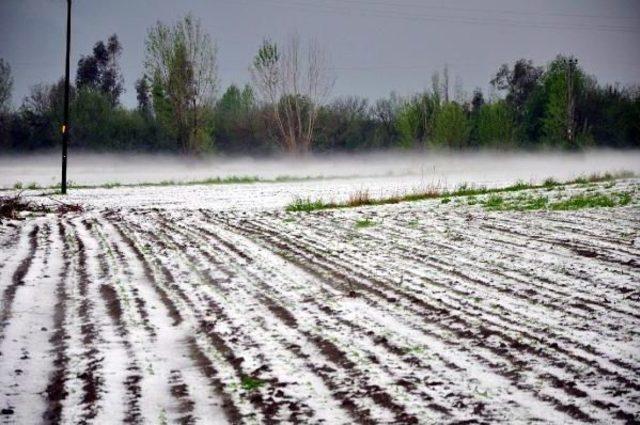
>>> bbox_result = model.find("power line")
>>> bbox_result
[230,0,640,34]
[318,0,640,23]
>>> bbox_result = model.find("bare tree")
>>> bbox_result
[145,14,218,153]
[251,34,333,154]
[443,63,450,104]
[454,75,466,104]
[0,58,13,113]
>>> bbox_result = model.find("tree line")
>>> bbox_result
[0,14,638,154]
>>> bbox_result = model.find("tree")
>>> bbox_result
[76,34,124,105]
[432,102,470,148]
[541,55,585,148]
[372,93,401,145]
[18,79,73,150]
[491,59,543,123]
[0,58,13,113]
[474,101,515,148]
[315,96,374,151]
[250,34,334,154]
[135,75,152,115]
[395,92,440,148]
[145,14,218,153]
[470,88,485,112]
[443,64,450,104]
[214,84,259,152]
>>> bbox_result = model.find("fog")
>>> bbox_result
[1,150,639,189]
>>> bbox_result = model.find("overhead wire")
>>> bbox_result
[230,0,640,34]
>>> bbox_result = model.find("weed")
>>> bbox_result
[485,191,632,212]
[240,375,265,391]
[543,177,559,189]
[484,195,504,210]
[0,194,50,220]
[355,218,375,229]
[285,197,331,212]
[13,182,23,190]
[503,180,531,192]
[453,183,488,196]
[549,193,629,210]
[281,171,636,212]
[524,196,549,210]
[441,198,451,204]
[347,190,371,207]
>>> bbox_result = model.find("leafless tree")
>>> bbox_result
[251,34,334,154]
[0,58,12,113]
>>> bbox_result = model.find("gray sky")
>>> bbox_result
[1,0,639,108]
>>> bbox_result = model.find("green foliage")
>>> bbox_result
[281,172,634,212]
[240,375,265,391]
[285,198,331,212]
[540,56,586,148]
[253,39,279,72]
[474,101,515,148]
[431,102,470,148]
[484,195,504,209]
[354,218,376,229]
[145,14,218,153]
[76,34,124,106]
[395,93,439,148]
[483,191,632,211]
[3,52,639,153]
[550,192,632,210]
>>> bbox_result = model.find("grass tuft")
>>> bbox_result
[240,375,265,391]
[354,218,376,229]
[347,190,371,207]
[484,192,632,211]
[549,192,631,211]
[285,197,331,212]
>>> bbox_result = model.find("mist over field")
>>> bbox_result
[2,149,639,189]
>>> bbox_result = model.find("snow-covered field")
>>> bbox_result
[1,160,639,424]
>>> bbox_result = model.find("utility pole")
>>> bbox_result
[61,0,72,194]
[565,57,577,148]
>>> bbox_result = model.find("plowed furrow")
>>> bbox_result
[108,217,240,424]
[228,214,640,422]
[0,222,56,424]
[366,220,640,357]
[0,224,38,340]
[213,215,606,423]
[492,213,640,264]
[150,214,373,424]
[83,217,147,423]
[386,215,639,313]
[288,215,635,398]
[481,219,639,272]
[251,214,639,380]
[114,215,323,423]
[173,216,479,422]
[43,220,71,424]
[70,221,104,422]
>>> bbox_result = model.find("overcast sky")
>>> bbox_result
[1,0,639,108]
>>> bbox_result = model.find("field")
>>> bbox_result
[1,155,640,424]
